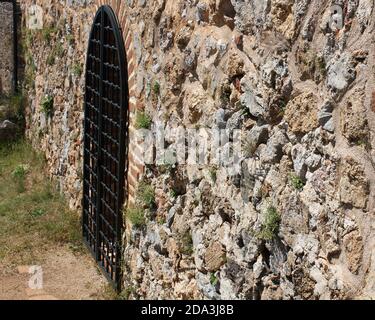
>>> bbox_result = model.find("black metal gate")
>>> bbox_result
[83,5,128,291]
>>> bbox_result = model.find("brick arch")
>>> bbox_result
[91,0,144,206]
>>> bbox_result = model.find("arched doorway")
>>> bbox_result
[82,5,128,291]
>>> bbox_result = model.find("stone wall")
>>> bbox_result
[20,0,375,300]
[0,1,14,95]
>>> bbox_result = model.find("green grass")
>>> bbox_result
[256,207,281,241]
[0,93,24,124]
[12,164,29,193]
[117,286,137,300]
[0,139,83,265]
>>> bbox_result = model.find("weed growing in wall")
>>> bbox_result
[126,206,146,229]
[135,111,152,129]
[47,43,65,66]
[209,167,217,183]
[290,174,305,191]
[46,54,55,66]
[54,42,65,58]
[41,27,57,44]
[22,30,37,91]
[72,62,83,77]
[137,182,155,209]
[170,188,178,199]
[66,34,75,46]
[179,231,194,256]
[117,286,137,300]
[315,55,326,78]
[153,80,160,96]
[257,206,281,241]
[40,95,54,117]
[210,273,219,286]
[157,215,166,225]
[220,82,232,106]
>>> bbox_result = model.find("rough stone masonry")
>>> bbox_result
[0,1,14,95]
[18,0,375,300]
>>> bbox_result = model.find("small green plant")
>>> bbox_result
[72,63,83,76]
[30,208,46,217]
[290,174,305,191]
[137,182,155,208]
[170,188,177,198]
[209,167,217,183]
[46,54,55,66]
[158,163,174,174]
[210,273,219,286]
[41,27,57,44]
[12,164,28,178]
[242,136,258,158]
[47,43,65,65]
[153,80,160,96]
[127,206,146,229]
[135,111,152,129]
[276,98,287,118]
[12,164,29,193]
[220,82,232,105]
[354,138,371,150]
[179,231,194,256]
[315,55,326,77]
[257,207,281,241]
[24,29,35,48]
[40,95,54,117]
[54,42,65,58]
[24,58,36,90]
[117,286,136,300]
[158,216,166,225]
[66,34,75,46]
[241,103,251,117]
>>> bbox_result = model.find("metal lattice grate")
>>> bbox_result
[83,5,128,291]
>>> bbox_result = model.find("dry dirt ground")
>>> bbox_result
[0,245,110,300]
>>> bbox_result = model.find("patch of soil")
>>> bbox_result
[0,245,108,300]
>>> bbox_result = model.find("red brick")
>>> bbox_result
[125,35,132,51]
[128,61,135,76]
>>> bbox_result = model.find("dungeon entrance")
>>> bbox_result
[83,5,128,291]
